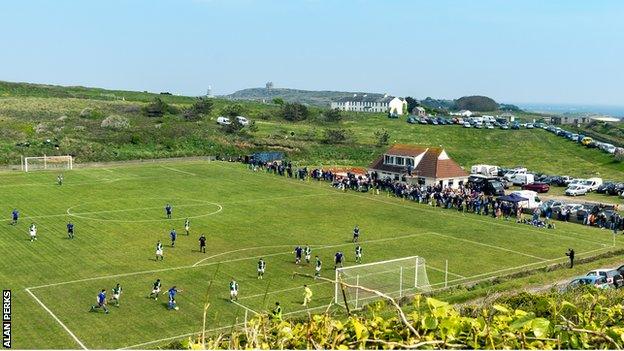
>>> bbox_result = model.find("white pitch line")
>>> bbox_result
[160,166,197,176]
[231,300,260,315]
[25,288,87,350]
[426,231,549,261]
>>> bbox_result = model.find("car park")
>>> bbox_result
[608,183,624,196]
[521,182,550,193]
[586,269,624,288]
[565,185,588,196]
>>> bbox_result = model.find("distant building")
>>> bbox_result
[330,94,408,115]
[413,106,426,117]
[590,116,620,123]
[551,116,591,125]
[368,144,469,189]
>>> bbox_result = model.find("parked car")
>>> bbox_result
[407,116,418,124]
[581,137,593,146]
[563,276,611,291]
[586,269,624,288]
[216,116,231,125]
[474,122,483,129]
[235,116,250,126]
[565,185,588,197]
[500,124,509,130]
[607,183,624,196]
[510,173,535,186]
[526,123,534,129]
[511,123,520,130]
[596,182,614,194]
[580,178,603,192]
[463,122,471,128]
[485,123,495,129]
[419,118,428,124]
[521,182,550,193]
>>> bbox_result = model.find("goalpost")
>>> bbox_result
[23,155,73,172]
[334,256,430,309]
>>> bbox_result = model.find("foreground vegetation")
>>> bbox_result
[179,288,624,349]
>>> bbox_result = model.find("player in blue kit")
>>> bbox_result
[165,286,182,310]
[170,229,177,247]
[293,246,303,264]
[11,209,19,225]
[67,222,75,239]
[90,289,109,314]
[334,251,344,269]
[165,204,173,219]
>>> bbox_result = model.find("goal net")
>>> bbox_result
[335,256,430,309]
[24,155,73,172]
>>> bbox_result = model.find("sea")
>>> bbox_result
[517,103,624,119]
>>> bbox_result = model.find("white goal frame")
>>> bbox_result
[334,256,430,308]
[23,155,73,172]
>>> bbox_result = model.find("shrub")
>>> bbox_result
[220,104,245,118]
[272,97,284,106]
[79,108,102,119]
[282,103,308,122]
[183,98,214,121]
[100,115,130,130]
[323,128,350,144]
[142,97,177,117]
[35,123,47,134]
[374,129,390,146]
[323,108,342,122]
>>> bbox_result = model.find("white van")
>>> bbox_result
[510,173,534,186]
[216,116,231,125]
[503,168,527,181]
[471,164,499,177]
[582,178,603,192]
[511,190,542,210]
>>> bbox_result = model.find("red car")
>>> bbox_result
[521,182,550,193]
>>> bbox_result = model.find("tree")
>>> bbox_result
[323,108,342,123]
[282,103,309,122]
[222,118,245,134]
[143,97,172,117]
[404,96,419,113]
[220,104,245,118]
[374,129,390,146]
[183,98,214,121]
[272,97,285,106]
[453,96,498,111]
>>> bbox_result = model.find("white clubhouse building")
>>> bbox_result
[330,94,408,115]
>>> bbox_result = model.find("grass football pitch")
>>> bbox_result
[0,160,620,349]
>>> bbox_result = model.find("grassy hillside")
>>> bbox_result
[0,81,622,180]
[223,87,384,107]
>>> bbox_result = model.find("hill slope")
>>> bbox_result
[223,87,384,107]
[0,81,621,180]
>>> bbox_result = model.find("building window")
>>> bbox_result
[384,155,394,164]
[448,179,454,187]
[406,158,414,167]
[395,157,404,166]
[418,177,425,185]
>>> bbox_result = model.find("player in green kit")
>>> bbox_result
[229,279,239,301]
[110,283,122,306]
[314,256,322,279]
[184,218,190,235]
[355,245,363,264]
[257,258,266,279]
[304,245,311,264]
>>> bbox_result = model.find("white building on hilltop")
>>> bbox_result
[330,94,408,115]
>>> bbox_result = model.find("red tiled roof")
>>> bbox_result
[369,145,468,179]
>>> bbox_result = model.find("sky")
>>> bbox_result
[0,0,623,105]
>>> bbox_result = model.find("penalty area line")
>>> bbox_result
[231,300,260,315]
[160,166,197,176]
[25,288,88,350]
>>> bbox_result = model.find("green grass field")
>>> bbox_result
[1,160,622,349]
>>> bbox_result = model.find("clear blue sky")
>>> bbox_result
[1,0,622,105]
